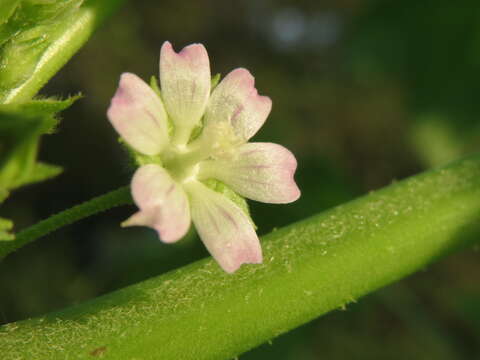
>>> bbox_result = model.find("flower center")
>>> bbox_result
[161,121,242,183]
[162,146,200,183]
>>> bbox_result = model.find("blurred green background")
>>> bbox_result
[2,0,480,358]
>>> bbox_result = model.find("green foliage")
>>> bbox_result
[0,97,77,192]
[348,0,480,167]
[2,154,480,359]
[0,0,126,104]
[0,0,125,244]
[0,0,83,101]
[0,97,78,241]
[348,0,480,165]
[349,0,480,115]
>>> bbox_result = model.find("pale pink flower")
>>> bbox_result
[108,41,300,273]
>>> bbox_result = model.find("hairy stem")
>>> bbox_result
[0,186,132,260]
[2,155,480,359]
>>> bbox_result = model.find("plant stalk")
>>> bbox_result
[0,186,132,260]
[2,155,480,359]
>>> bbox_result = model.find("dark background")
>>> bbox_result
[2,0,480,358]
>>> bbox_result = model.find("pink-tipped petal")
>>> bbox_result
[123,164,191,243]
[108,73,169,155]
[160,41,211,135]
[185,180,262,273]
[204,68,272,142]
[199,142,300,204]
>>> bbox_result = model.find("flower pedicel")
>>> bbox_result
[108,41,300,273]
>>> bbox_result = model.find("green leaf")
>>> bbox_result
[0,0,127,104]
[2,154,480,359]
[14,162,63,188]
[0,0,126,245]
[0,97,77,191]
[0,0,83,95]
[0,97,76,242]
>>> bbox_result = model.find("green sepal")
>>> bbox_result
[118,137,163,168]
[211,73,221,90]
[149,75,162,98]
[149,75,174,138]
[202,178,256,229]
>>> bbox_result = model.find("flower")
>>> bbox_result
[107,41,300,273]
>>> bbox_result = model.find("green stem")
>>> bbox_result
[0,186,132,259]
[0,155,480,360]
[2,155,480,360]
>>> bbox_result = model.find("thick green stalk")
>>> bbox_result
[2,155,480,360]
[0,0,126,104]
[0,186,131,259]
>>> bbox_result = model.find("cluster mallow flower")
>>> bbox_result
[107,41,300,273]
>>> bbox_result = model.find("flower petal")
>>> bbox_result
[204,68,272,142]
[108,73,169,155]
[185,180,262,273]
[160,41,210,143]
[123,164,191,243]
[199,142,300,204]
